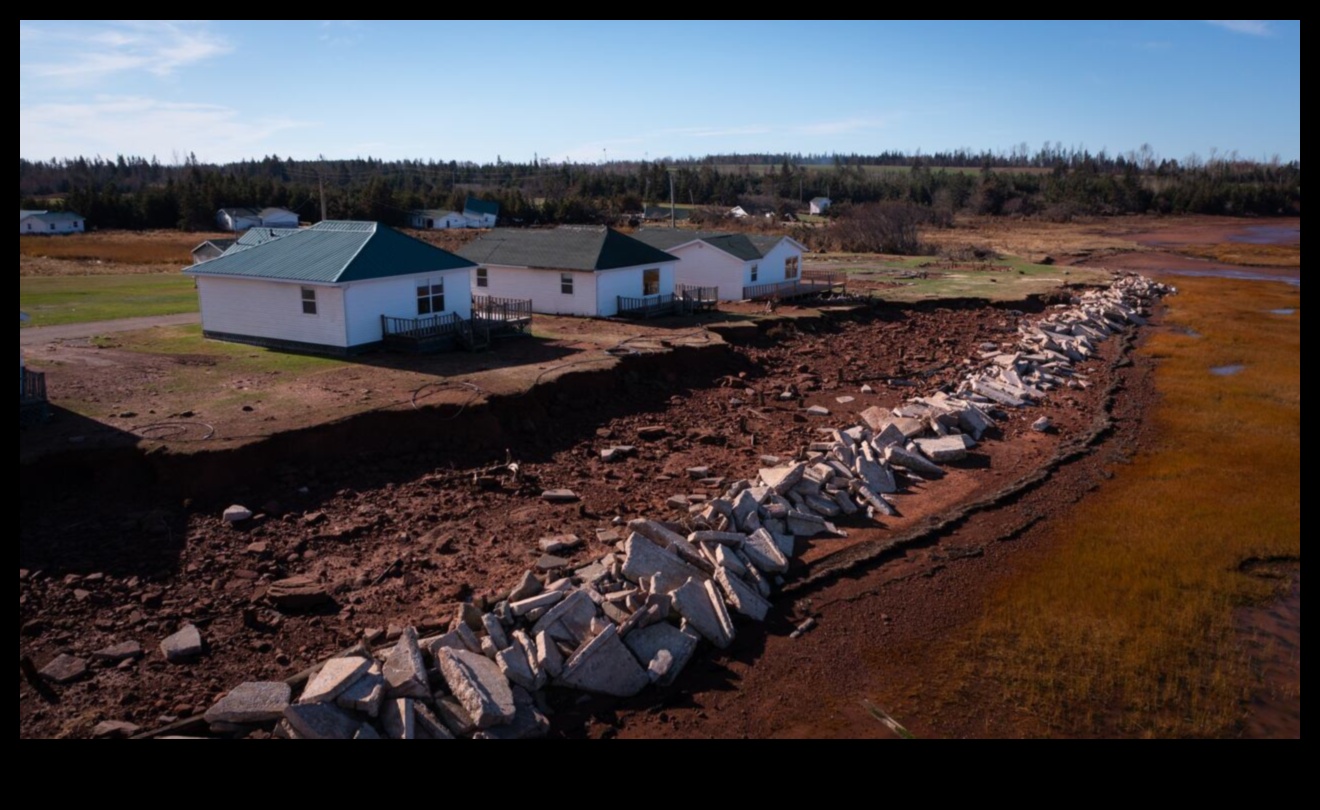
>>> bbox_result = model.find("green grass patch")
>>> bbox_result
[827,254,1111,302]
[20,273,199,327]
[102,323,347,377]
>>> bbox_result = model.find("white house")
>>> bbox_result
[458,226,679,318]
[631,230,808,302]
[20,210,85,234]
[410,209,469,230]
[185,221,476,355]
[809,197,832,215]
[462,197,500,228]
[216,206,300,231]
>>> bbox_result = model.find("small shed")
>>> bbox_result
[809,197,832,215]
[191,238,237,264]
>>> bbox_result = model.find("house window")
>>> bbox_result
[301,287,318,315]
[750,264,759,282]
[785,256,800,279]
[561,273,574,295]
[50,223,56,231]
[643,268,660,296]
[417,278,445,314]
[476,267,488,288]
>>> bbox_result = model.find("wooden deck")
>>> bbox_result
[381,296,534,354]
[380,312,462,353]
[743,270,845,301]
[472,295,533,333]
[616,285,719,319]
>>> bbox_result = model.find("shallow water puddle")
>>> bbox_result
[1269,308,1297,315]
[1210,364,1246,376]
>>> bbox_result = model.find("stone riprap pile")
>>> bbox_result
[193,274,1167,740]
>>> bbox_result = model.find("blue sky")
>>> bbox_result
[18,20,1301,165]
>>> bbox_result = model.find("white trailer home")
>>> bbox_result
[631,230,808,302]
[20,210,85,234]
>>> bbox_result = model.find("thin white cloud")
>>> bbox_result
[20,20,231,82]
[661,125,773,139]
[1204,20,1272,36]
[796,117,893,136]
[20,96,308,163]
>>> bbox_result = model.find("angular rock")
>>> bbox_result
[715,567,772,621]
[433,695,476,736]
[805,405,830,416]
[336,665,385,717]
[858,406,890,433]
[436,648,516,729]
[1031,416,1053,432]
[855,484,897,517]
[714,543,747,576]
[496,644,537,691]
[671,578,734,649]
[160,625,203,663]
[620,532,708,589]
[558,624,650,697]
[223,504,252,523]
[381,698,415,739]
[530,589,598,643]
[540,489,579,503]
[833,488,860,515]
[92,640,143,664]
[627,519,686,548]
[480,613,509,651]
[472,686,549,740]
[637,425,668,440]
[623,622,700,687]
[508,570,542,602]
[92,720,141,739]
[688,530,745,546]
[414,702,455,739]
[742,528,790,572]
[759,463,805,495]
[885,444,945,478]
[383,627,430,700]
[205,681,291,724]
[39,653,88,684]
[914,435,968,463]
[538,534,582,554]
[283,702,361,740]
[535,554,571,571]
[509,589,566,617]
[535,630,564,679]
[300,655,371,704]
[266,576,332,611]
[354,723,381,740]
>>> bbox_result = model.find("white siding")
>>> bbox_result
[196,276,348,348]
[411,212,467,229]
[259,211,299,228]
[19,216,83,234]
[342,268,473,347]
[596,263,677,317]
[753,238,806,287]
[668,243,746,301]
[474,265,600,317]
[463,212,497,228]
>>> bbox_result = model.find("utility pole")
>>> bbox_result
[668,169,676,230]
[317,154,327,221]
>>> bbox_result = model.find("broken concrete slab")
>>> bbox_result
[687,530,745,546]
[535,554,571,571]
[160,624,203,663]
[380,698,415,739]
[353,723,381,740]
[336,665,385,717]
[855,484,897,517]
[885,444,945,478]
[283,702,362,740]
[759,462,806,495]
[540,489,580,503]
[859,406,889,433]
[204,681,291,724]
[266,576,332,612]
[383,626,431,700]
[414,702,455,740]
[627,519,686,548]
[785,510,830,539]
[496,643,538,691]
[623,622,700,687]
[92,640,142,664]
[557,624,650,697]
[538,534,582,554]
[871,423,907,451]
[620,532,708,589]
[531,589,599,643]
[433,695,476,736]
[715,567,772,621]
[1032,416,1053,432]
[472,686,550,740]
[805,405,830,416]
[436,648,516,729]
[508,570,542,602]
[481,613,509,651]
[855,456,898,494]
[671,578,734,649]
[39,653,88,684]
[535,630,564,679]
[92,720,141,739]
[913,435,969,463]
[300,655,372,704]
[510,589,565,617]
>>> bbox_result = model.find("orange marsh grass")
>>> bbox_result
[967,274,1300,736]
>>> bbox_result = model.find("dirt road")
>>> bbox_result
[20,312,201,346]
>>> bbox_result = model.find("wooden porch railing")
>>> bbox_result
[381,311,462,340]
[743,269,843,301]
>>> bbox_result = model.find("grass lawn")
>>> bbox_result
[822,254,1112,302]
[97,323,347,377]
[20,273,199,327]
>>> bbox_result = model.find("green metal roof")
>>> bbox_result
[632,229,772,262]
[185,221,475,283]
[458,226,678,272]
[21,210,83,223]
[463,197,500,217]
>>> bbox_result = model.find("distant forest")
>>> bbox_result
[18,145,1301,231]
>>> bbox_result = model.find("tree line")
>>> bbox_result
[18,149,1300,231]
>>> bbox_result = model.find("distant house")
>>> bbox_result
[190,238,236,264]
[462,197,500,228]
[216,206,300,231]
[185,221,476,355]
[809,197,832,215]
[632,230,808,301]
[20,210,85,235]
[643,205,691,222]
[410,209,469,230]
[729,206,750,219]
[458,226,679,318]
